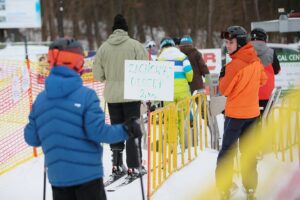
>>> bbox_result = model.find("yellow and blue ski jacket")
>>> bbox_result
[157,47,193,103]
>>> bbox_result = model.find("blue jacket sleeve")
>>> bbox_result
[183,58,193,82]
[84,90,129,143]
[24,103,41,147]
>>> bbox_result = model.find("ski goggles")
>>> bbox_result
[220,31,235,39]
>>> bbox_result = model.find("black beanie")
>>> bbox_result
[112,14,128,32]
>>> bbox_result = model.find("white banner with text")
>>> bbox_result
[124,60,174,101]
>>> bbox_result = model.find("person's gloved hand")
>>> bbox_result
[219,65,226,78]
[123,117,143,138]
[146,101,156,112]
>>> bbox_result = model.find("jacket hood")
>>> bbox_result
[230,42,259,64]
[179,45,195,55]
[158,47,186,60]
[45,66,82,99]
[251,41,274,66]
[107,29,130,45]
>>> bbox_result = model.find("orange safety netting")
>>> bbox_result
[0,54,107,175]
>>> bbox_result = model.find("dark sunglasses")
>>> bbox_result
[220,31,235,39]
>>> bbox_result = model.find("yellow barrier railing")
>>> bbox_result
[147,90,300,199]
[190,90,300,199]
[147,93,208,199]
[271,93,300,163]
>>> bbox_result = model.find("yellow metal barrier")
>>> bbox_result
[148,90,299,199]
[147,93,208,199]
[271,92,300,162]
[190,90,300,199]
[148,103,177,196]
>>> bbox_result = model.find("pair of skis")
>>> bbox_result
[105,172,146,192]
[104,173,126,187]
[106,174,144,192]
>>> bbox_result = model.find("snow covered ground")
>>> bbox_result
[0,143,298,200]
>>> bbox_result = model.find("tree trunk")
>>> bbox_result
[85,11,94,50]
[71,0,80,39]
[242,0,248,24]
[41,0,48,41]
[207,0,214,48]
[190,0,201,47]
[135,2,145,42]
[254,0,260,20]
[48,0,56,40]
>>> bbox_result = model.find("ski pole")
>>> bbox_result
[135,138,145,200]
[43,164,46,200]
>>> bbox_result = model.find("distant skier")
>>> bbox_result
[250,28,281,115]
[24,38,143,200]
[157,37,194,130]
[216,26,267,199]
[157,37,193,104]
[144,40,158,60]
[173,36,182,47]
[179,35,210,94]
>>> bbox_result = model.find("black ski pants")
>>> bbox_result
[259,99,269,116]
[215,116,258,191]
[108,101,142,168]
[52,178,106,200]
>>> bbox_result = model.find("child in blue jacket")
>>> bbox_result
[24,38,142,200]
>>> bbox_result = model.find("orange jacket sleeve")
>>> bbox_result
[219,64,239,97]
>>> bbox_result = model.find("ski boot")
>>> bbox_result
[127,165,147,179]
[219,191,230,200]
[110,150,127,178]
[126,168,141,181]
[112,165,127,176]
[139,165,147,176]
[246,189,256,200]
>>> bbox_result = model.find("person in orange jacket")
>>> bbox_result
[215,26,268,199]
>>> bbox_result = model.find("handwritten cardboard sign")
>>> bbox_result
[124,60,174,101]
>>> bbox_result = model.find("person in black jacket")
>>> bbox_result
[251,28,281,115]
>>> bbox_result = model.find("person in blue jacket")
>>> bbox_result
[24,38,142,200]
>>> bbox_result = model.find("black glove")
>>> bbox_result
[146,101,156,112]
[219,65,226,78]
[123,117,143,139]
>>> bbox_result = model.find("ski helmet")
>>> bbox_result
[180,35,193,45]
[221,26,248,48]
[48,38,85,74]
[250,28,267,42]
[160,37,175,49]
[145,40,156,49]
[173,37,181,46]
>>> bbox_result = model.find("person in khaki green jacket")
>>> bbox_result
[216,26,267,200]
[93,14,148,181]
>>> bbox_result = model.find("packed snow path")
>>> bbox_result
[0,145,298,200]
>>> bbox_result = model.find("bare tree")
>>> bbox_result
[207,0,214,48]
[37,0,299,49]
[254,0,261,21]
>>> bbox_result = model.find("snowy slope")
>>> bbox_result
[1,143,298,200]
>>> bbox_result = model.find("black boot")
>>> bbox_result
[246,189,256,200]
[111,150,127,175]
[112,150,119,168]
[219,191,230,200]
